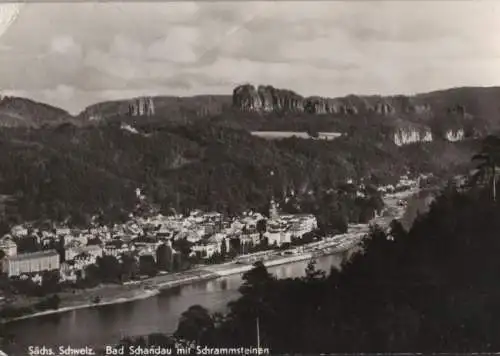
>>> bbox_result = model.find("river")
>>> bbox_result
[4,253,345,355]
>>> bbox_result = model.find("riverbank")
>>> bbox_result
[2,187,419,324]
[1,249,333,323]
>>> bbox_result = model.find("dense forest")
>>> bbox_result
[0,120,477,230]
[109,136,500,353]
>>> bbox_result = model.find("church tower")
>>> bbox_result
[269,198,279,220]
[267,169,279,220]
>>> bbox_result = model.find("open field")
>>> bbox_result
[250,131,343,140]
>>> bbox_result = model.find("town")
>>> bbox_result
[0,173,425,314]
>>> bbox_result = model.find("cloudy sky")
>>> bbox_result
[0,1,499,114]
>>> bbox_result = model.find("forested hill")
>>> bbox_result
[71,85,500,138]
[0,96,70,128]
[0,86,499,136]
[0,121,478,228]
[0,86,497,150]
[0,85,492,228]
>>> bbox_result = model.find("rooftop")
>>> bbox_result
[6,249,59,261]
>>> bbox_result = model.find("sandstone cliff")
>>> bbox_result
[231,84,480,120]
[233,85,361,115]
[77,95,232,123]
[393,126,433,146]
[5,84,495,149]
[232,84,500,145]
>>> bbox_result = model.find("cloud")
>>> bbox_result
[1,1,500,113]
[0,3,22,39]
[146,27,199,63]
[43,84,75,102]
[49,35,81,55]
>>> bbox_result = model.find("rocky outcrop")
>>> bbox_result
[447,105,467,117]
[445,128,465,142]
[231,84,496,125]
[129,97,155,116]
[371,102,396,115]
[412,104,432,114]
[233,84,424,117]
[393,126,433,146]
[231,84,500,145]
[233,84,363,115]
[233,85,304,113]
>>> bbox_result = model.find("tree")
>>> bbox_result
[256,219,267,236]
[239,261,274,296]
[121,253,139,281]
[220,238,227,258]
[139,255,158,277]
[40,270,61,295]
[471,135,500,202]
[389,220,407,240]
[147,333,175,348]
[229,237,242,255]
[156,244,174,271]
[175,305,215,344]
[304,259,326,282]
[307,128,319,139]
[0,220,10,237]
[172,238,193,260]
[96,255,122,283]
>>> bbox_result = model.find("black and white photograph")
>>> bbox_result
[0,1,499,355]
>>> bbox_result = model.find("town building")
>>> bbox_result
[192,240,221,259]
[0,237,17,257]
[264,220,291,246]
[2,250,60,277]
[103,240,131,257]
[10,225,28,238]
[65,245,103,261]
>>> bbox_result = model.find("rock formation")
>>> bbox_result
[129,97,155,116]
[392,123,434,146]
[233,84,371,116]
[231,84,487,146]
[445,128,465,142]
[232,84,423,117]
[232,85,304,113]
[371,102,396,115]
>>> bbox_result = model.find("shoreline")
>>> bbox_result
[2,187,419,325]
[2,249,340,324]
[2,288,161,323]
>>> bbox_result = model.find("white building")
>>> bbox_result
[192,241,221,259]
[55,227,71,236]
[10,225,28,238]
[103,241,131,257]
[2,250,60,277]
[264,220,291,246]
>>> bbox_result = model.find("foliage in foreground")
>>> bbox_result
[167,186,500,352]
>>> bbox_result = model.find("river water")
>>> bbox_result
[4,254,345,355]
